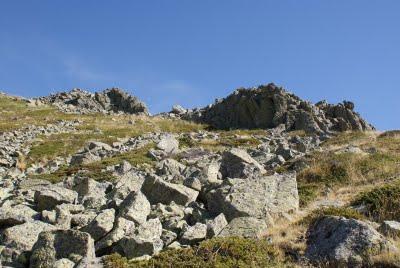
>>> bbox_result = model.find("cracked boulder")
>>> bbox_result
[30,230,96,268]
[142,175,199,206]
[34,185,78,211]
[206,173,299,221]
[220,148,266,178]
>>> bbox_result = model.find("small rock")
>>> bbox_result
[180,223,207,245]
[378,220,400,238]
[80,209,115,241]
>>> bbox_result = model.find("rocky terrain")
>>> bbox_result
[0,85,399,268]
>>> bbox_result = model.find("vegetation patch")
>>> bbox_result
[295,131,400,207]
[31,143,155,183]
[351,181,400,222]
[299,207,365,226]
[103,237,289,268]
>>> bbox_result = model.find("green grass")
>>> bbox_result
[103,237,289,268]
[30,143,155,183]
[294,131,400,207]
[352,180,400,222]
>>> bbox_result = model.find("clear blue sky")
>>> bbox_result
[1,1,399,130]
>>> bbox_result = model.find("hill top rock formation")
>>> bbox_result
[37,88,149,115]
[172,83,374,134]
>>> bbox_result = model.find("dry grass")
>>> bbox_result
[296,131,400,207]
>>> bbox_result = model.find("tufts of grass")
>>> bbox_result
[103,237,289,268]
[31,143,155,183]
[322,131,372,147]
[296,131,400,207]
[299,207,365,226]
[351,181,400,222]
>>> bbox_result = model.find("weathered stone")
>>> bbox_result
[1,221,56,253]
[207,173,299,221]
[119,218,163,258]
[80,209,115,241]
[180,223,207,245]
[0,204,39,228]
[34,185,78,211]
[95,217,136,255]
[71,211,98,228]
[220,148,266,178]
[206,213,228,238]
[118,191,150,225]
[30,230,95,268]
[306,216,398,267]
[378,221,400,238]
[161,229,177,246]
[218,217,268,239]
[156,135,179,154]
[142,175,199,206]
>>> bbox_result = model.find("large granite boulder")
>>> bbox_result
[206,173,299,221]
[29,230,96,268]
[305,216,398,267]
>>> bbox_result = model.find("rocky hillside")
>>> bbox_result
[0,85,399,268]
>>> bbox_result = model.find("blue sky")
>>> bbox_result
[0,1,399,130]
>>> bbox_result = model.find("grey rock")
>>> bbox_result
[220,148,266,178]
[118,191,150,225]
[207,173,299,221]
[378,220,400,238]
[30,230,96,268]
[95,217,136,255]
[80,209,115,241]
[34,185,78,211]
[180,223,207,245]
[206,213,228,238]
[161,229,177,246]
[0,204,39,228]
[142,175,199,206]
[156,134,179,154]
[120,218,163,258]
[305,216,398,267]
[1,221,56,253]
[218,217,268,239]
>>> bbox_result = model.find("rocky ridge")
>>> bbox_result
[36,88,149,115]
[169,83,374,134]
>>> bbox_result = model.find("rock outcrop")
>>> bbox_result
[38,88,149,115]
[305,216,398,267]
[176,83,373,134]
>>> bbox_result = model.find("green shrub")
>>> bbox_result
[104,237,288,268]
[352,181,400,222]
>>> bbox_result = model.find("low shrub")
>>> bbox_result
[351,181,400,222]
